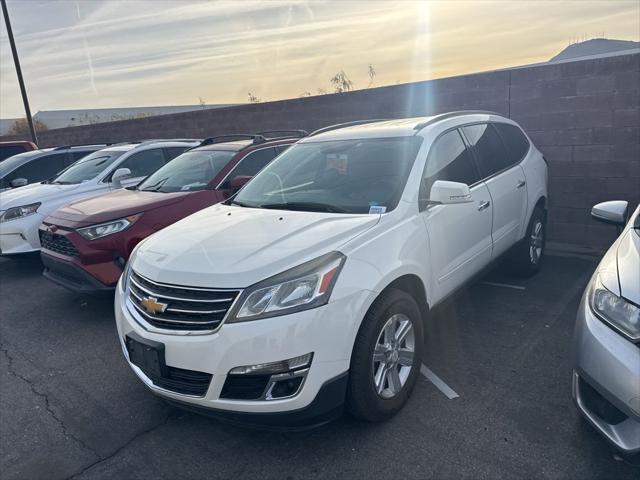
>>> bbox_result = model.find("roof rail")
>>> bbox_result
[197,134,267,147]
[308,119,390,137]
[413,110,503,131]
[256,129,308,139]
[52,143,111,150]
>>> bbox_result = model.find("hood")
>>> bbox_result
[616,225,640,306]
[0,182,84,210]
[597,205,640,306]
[134,203,379,287]
[46,188,192,226]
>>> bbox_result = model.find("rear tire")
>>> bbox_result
[509,206,546,277]
[347,289,424,422]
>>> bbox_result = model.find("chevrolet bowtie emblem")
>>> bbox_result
[140,296,168,315]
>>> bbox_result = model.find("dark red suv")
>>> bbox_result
[39,131,306,292]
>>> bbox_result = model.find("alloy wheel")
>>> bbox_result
[529,220,544,265]
[372,313,415,399]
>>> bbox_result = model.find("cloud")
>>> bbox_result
[1,0,638,118]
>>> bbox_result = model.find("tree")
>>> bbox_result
[8,118,48,136]
[367,64,376,87]
[247,92,261,103]
[299,91,311,98]
[330,70,354,93]
[198,96,206,108]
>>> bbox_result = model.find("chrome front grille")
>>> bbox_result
[128,270,240,332]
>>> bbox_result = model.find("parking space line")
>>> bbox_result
[480,281,526,290]
[420,364,459,399]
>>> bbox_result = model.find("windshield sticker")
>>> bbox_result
[369,205,387,214]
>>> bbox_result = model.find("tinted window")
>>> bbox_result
[138,150,235,193]
[117,149,165,178]
[163,147,189,161]
[0,153,67,189]
[235,137,423,214]
[462,123,511,178]
[421,129,479,198]
[493,123,530,164]
[275,144,293,154]
[222,147,277,187]
[69,150,95,162]
[53,150,125,184]
[0,145,27,162]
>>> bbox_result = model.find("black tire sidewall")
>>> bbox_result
[347,289,424,421]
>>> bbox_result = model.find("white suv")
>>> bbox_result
[116,112,547,428]
[0,140,197,255]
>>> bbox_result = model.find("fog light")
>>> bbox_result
[268,376,304,399]
[228,352,313,375]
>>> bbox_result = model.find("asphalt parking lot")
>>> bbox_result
[1,253,638,479]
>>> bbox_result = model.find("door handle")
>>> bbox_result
[478,200,490,211]
[516,179,526,189]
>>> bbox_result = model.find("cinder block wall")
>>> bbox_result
[3,53,638,250]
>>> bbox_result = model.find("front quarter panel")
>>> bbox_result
[334,207,431,352]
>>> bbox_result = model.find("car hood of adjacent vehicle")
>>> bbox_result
[597,205,640,306]
[615,221,639,306]
[133,203,380,288]
[0,182,86,210]
[46,188,193,227]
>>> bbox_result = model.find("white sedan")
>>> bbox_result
[0,140,197,255]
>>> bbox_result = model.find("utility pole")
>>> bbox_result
[1,0,37,144]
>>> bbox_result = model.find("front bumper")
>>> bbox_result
[115,277,371,425]
[0,213,44,254]
[573,292,640,453]
[41,251,115,293]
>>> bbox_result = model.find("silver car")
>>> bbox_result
[573,201,640,453]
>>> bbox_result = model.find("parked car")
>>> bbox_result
[0,144,109,192]
[0,140,198,255]
[0,140,38,163]
[39,131,306,292]
[573,200,640,453]
[115,112,547,428]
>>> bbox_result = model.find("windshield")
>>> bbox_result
[234,137,422,213]
[138,150,235,193]
[51,150,125,184]
[0,150,43,177]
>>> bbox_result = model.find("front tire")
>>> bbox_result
[347,289,424,422]
[510,206,546,277]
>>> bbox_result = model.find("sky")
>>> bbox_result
[1,0,639,119]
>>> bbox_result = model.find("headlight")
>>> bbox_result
[0,202,40,223]
[589,276,640,341]
[229,251,346,322]
[77,214,141,240]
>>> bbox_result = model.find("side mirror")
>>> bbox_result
[111,168,132,188]
[230,175,252,190]
[591,200,628,227]
[10,178,28,188]
[426,180,473,207]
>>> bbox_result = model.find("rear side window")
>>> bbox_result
[462,123,511,178]
[493,123,530,164]
[0,145,27,162]
[117,148,166,178]
[68,150,95,162]
[163,147,189,161]
[421,129,480,197]
[221,147,278,187]
[0,153,67,188]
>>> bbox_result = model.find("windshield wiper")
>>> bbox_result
[140,177,169,192]
[230,199,259,208]
[259,202,349,213]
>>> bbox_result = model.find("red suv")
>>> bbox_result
[40,131,306,292]
[0,140,38,162]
